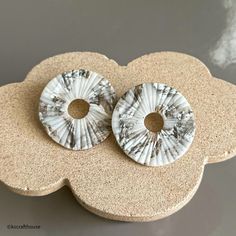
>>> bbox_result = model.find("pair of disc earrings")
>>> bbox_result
[39,69,196,167]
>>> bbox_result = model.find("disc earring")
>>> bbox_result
[39,69,116,150]
[112,83,195,166]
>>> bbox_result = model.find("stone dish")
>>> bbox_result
[0,51,235,222]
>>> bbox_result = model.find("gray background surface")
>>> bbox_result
[0,0,236,235]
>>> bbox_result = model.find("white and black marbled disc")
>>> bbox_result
[39,69,116,150]
[112,83,195,166]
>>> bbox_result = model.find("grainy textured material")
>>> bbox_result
[0,52,235,222]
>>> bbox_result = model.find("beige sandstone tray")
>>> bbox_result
[0,51,235,222]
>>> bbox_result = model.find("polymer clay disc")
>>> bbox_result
[39,69,116,150]
[112,83,195,166]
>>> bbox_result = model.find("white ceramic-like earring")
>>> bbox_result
[39,69,116,150]
[112,83,195,166]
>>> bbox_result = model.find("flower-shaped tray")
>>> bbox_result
[0,52,235,222]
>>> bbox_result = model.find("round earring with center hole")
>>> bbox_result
[39,69,116,150]
[112,83,195,166]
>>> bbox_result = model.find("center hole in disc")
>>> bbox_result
[144,112,164,133]
[68,99,90,119]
